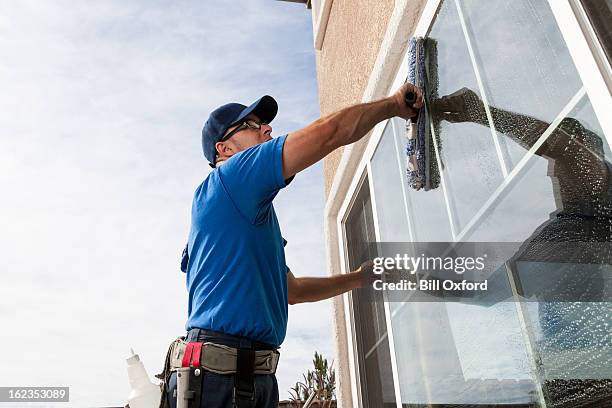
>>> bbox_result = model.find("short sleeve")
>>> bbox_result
[218,134,293,224]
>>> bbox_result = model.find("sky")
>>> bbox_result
[0,1,333,406]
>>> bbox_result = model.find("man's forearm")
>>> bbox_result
[322,97,399,149]
[291,272,361,304]
[281,83,419,179]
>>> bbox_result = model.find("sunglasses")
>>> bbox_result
[220,119,267,142]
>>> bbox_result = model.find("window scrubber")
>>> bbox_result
[405,37,441,191]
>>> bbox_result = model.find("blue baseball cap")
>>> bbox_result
[202,95,278,167]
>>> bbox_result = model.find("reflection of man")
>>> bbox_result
[435,88,611,382]
[167,83,422,408]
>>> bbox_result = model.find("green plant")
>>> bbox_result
[288,351,336,407]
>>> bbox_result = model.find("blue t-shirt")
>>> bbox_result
[184,134,292,347]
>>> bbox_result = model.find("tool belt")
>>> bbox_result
[157,337,280,408]
[169,339,280,375]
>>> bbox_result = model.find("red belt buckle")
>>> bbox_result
[181,342,203,368]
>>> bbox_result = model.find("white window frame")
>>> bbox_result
[336,168,368,408]
[548,0,612,142]
[567,0,612,92]
[310,0,333,50]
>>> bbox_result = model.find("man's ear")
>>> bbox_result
[215,141,234,158]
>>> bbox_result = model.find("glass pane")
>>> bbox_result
[397,120,454,242]
[371,121,411,241]
[465,94,612,242]
[458,0,584,170]
[344,177,396,408]
[364,340,397,408]
[426,0,506,233]
[464,94,612,406]
[390,275,538,405]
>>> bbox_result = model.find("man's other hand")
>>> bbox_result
[355,260,377,289]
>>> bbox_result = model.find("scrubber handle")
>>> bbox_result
[405,91,419,123]
[405,91,417,106]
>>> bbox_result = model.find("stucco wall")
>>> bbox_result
[316,0,396,197]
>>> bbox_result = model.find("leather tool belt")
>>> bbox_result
[169,338,280,375]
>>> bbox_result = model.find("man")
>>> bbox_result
[168,82,422,408]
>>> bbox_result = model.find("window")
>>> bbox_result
[338,0,612,406]
[344,175,396,408]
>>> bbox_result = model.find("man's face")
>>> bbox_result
[215,113,273,161]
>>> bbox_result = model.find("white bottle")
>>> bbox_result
[126,348,162,408]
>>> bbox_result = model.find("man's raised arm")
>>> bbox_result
[282,83,423,179]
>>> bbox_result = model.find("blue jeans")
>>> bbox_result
[166,328,279,408]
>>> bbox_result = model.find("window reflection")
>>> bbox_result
[436,87,612,405]
[458,0,584,170]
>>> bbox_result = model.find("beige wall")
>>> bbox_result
[316,0,396,196]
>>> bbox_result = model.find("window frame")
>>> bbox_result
[548,0,612,141]
[337,169,367,408]
[310,0,333,50]
[572,0,612,90]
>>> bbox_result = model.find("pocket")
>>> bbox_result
[201,371,235,407]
